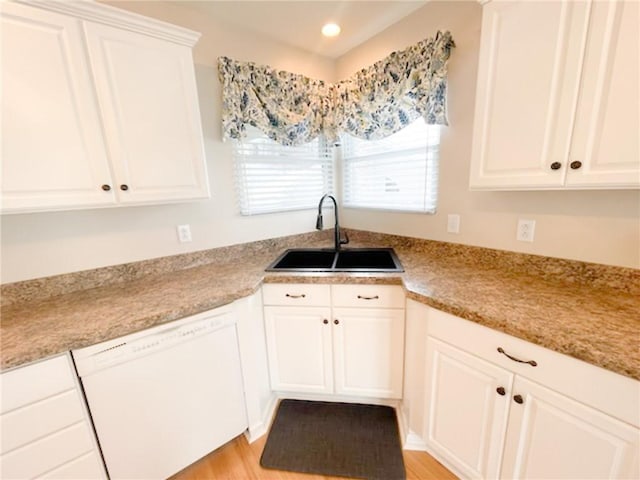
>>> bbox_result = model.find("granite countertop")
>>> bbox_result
[2,231,639,381]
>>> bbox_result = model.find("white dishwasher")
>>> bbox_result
[73,306,248,479]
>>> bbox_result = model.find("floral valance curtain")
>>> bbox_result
[218,30,455,146]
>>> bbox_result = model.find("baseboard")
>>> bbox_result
[244,394,278,444]
[274,391,400,408]
[397,405,428,451]
[404,431,428,451]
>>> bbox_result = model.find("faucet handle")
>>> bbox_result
[341,231,350,245]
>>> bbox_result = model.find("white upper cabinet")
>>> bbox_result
[1,2,117,211]
[1,1,209,214]
[83,22,209,204]
[469,0,639,190]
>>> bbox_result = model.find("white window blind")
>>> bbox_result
[341,118,440,213]
[233,126,334,215]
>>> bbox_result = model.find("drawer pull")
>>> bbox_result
[497,347,537,367]
[285,293,306,299]
[357,295,379,300]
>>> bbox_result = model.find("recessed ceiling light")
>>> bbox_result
[321,23,341,37]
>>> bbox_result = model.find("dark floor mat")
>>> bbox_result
[260,399,406,480]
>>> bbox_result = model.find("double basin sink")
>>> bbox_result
[266,248,403,272]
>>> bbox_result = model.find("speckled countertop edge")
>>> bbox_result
[1,230,639,381]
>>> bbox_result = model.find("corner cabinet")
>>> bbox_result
[262,284,405,400]
[1,1,209,214]
[420,306,640,479]
[469,0,639,190]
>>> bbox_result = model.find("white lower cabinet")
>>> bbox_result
[501,376,639,480]
[262,284,405,400]
[419,305,640,479]
[0,354,106,479]
[425,337,512,479]
[264,305,334,394]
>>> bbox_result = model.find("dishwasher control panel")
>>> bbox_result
[73,307,236,375]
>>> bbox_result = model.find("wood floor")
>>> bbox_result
[170,434,458,480]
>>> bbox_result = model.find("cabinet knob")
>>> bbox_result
[550,162,562,170]
[334,319,340,325]
[496,386,506,396]
[570,160,582,170]
[101,184,111,191]
[323,319,329,325]
[120,184,129,191]
[513,394,524,404]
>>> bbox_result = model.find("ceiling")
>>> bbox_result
[179,1,429,58]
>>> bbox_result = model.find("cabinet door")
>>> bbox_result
[565,0,640,188]
[501,376,640,479]
[83,22,209,204]
[332,308,405,399]
[1,2,115,213]
[424,337,513,479]
[264,306,333,394]
[469,1,589,189]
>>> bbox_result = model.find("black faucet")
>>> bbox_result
[316,194,349,251]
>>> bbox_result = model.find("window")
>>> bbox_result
[341,118,440,213]
[233,126,334,215]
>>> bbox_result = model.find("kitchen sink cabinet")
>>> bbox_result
[0,354,106,479]
[418,305,640,479]
[469,0,639,190]
[1,1,209,214]
[264,305,334,394]
[262,284,405,399]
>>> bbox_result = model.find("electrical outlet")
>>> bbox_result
[176,224,192,243]
[517,219,536,242]
[447,214,460,234]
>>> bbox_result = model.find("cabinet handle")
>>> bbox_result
[334,319,340,325]
[497,347,537,367]
[285,293,306,299]
[101,184,111,191]
[496,386,506,396]
[513,394,524,404]
[120,184,129,191]
[323,319,329,325]
[550,162,562,170]
[570,160,582,170]
[357,295,379,300]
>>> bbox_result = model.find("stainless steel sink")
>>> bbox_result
[266,248,403,272]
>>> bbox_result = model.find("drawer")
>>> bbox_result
[262,284,331,306]
[0,422,94,479]
[0,390,85,454]
[331,285,405,309]
[41,451,105,479]
[0,355,75,414]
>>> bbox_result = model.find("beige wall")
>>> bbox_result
[2,1,638,283]
[336,1,640,269]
